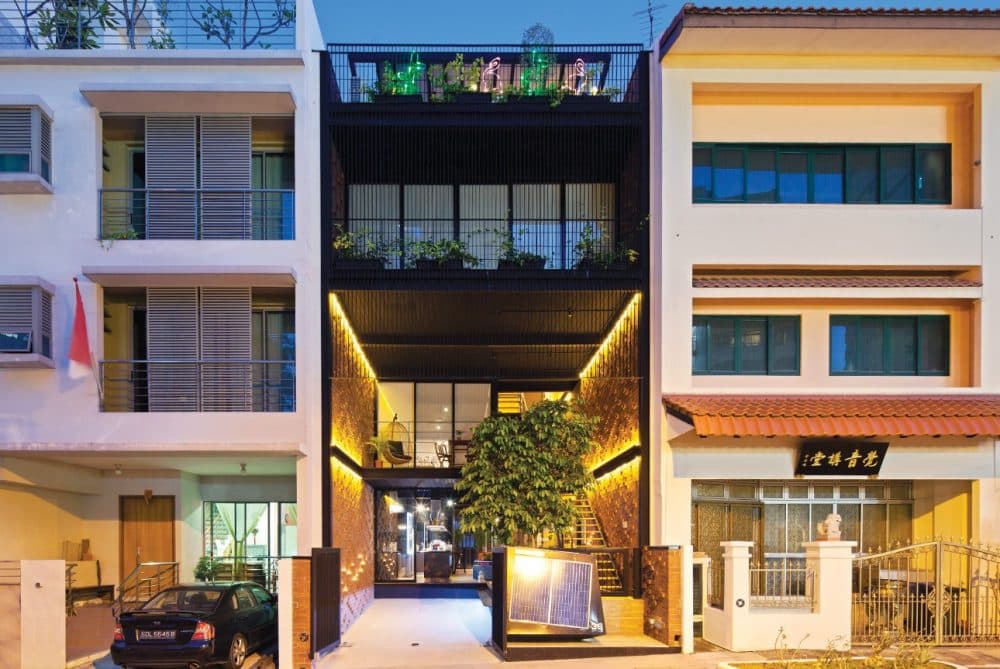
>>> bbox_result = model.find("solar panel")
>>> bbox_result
[508,553,594,630]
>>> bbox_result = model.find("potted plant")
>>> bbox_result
[332,225,394,270]
[194,556,217,583]
[496,228,546,270]
[408,238,479,270]
[369,57,424,103]
[572,223,601,271]
[572,223,638,271]
[367,435,391,468]
[455,56,491,104]
[561,85,620,106]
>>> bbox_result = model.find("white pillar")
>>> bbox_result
[721,540,752,650]
[803,541,856,651]
[20,560,65,669]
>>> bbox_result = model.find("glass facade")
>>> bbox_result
[377,382,490,467]
[375,489,464,582]
[203,501,297,560]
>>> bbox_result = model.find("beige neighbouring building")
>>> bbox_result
[651,6,1000,652]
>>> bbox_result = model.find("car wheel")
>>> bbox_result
[226,633,248,669]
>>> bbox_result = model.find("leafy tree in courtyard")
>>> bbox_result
[456,399,597,546]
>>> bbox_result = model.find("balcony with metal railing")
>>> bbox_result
[327,43,645,107]
[100,359,295,412]
[0,0,296,50]
[99,188,295,240]
[332,219,643,279]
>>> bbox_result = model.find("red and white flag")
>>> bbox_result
[68,277,94,381]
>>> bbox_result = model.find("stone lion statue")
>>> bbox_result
[816,512,843,540]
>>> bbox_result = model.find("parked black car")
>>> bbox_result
[110,582,277,669]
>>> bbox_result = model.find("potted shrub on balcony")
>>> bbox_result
[332,226,394,270]
[561,86,621,106]
[496,228,546,270]
[367,57,425,103]
[455,56,491,104]
[408,238,478,271]
[572,224,639,271]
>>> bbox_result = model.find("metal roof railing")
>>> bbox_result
[326,43,646,105]
[0,0,296,50]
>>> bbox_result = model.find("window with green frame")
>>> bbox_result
[829,315,949,376]
[692,143,951,204]
[692,316,800,375]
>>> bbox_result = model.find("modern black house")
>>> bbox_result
[319,42,650,622]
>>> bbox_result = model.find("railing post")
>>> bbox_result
[936,540,944,645]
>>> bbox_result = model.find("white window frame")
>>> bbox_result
[0,276,55,368]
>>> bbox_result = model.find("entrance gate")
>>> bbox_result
[852,540,1000,645]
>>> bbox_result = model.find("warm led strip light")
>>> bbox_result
[329,293,376,379]
[578,292,641,379]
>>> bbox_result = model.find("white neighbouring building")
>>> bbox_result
[650,6,1000,651]
[0,0,325,616]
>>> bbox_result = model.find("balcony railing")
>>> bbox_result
[100,359,295,412]
[100,188,294,240]
[334,220,641,272]
[0,0,296,50]
[327,43,645,105]
[203,556,280,593]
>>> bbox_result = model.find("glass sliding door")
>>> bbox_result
[375,489,460,583]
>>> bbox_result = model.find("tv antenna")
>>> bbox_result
[633,1,670,48]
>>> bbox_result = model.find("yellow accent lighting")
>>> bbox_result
[578,292,641,379]
[329,293,376,379]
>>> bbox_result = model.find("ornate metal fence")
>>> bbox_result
[852,539,1000,645]
[750,558,814,609]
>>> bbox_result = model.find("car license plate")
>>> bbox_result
[138,629,176,640]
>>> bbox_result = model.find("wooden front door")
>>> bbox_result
[120,495,175,581]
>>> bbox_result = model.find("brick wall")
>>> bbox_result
[578,296,641,550]
[289,558,311,669]
[330,298,375,631]
[642,546,683,647]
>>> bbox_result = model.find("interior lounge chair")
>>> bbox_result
[383,439,412,466]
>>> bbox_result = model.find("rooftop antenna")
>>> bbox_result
[633,1,669,48]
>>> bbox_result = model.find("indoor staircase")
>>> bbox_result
[496,392,526,415]
[564,493,624,594]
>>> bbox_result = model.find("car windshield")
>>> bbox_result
[142,588,222,613]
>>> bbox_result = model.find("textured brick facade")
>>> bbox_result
[332,461,374,631]
[289,558,311,669]
[642,546,683,648]
[588,458,640,549]
[579,296,641,550]
[330,303,375,631]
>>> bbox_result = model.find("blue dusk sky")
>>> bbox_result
[317,0,999,46]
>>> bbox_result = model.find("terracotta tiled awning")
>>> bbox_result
[692,275,981,289]
[663,394,1000,438]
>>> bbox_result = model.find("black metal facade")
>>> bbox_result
[327,43,649,285]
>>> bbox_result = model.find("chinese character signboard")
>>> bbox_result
[794,441,888,476]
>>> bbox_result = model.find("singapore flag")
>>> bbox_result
[68,277,94,381]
